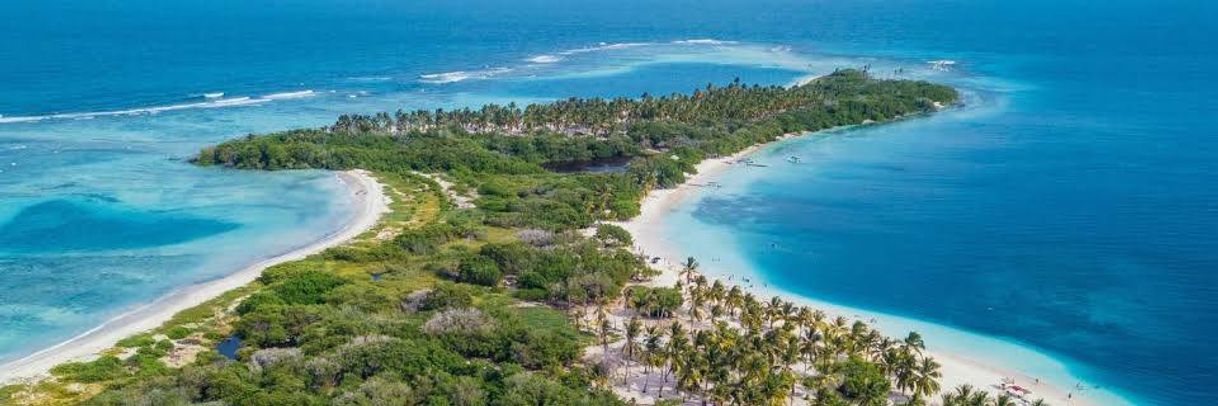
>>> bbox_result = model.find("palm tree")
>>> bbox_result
[779,334,803,405]
[643,325,662,394]
[903,331,925,354]
[912,356,942,400]
[680,256,700,284]
[710,303,725,322]
[799,327,822,375]
[624,317,642,359]
[882,346,917,395]
[941,384,989,406]
[709,280,726,304]
[794,306,814,335]
[676,349,705,403]
[660,322,689,398]
[766,296,785,329]
[905,394,929,406]
[726,286,743,316]
[693,274,708,290]
[993,393,1018,406]
[689,293,706,325]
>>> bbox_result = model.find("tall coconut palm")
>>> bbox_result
[710,280,726,304]
[800,327,822,375]
[676,349,705,403]
[680,256,700,284]
[912,356,942,400]
[766,296,785,329]
[643,325,662,394]
[660,322,689,398]
[689,293,706,325]
[726,286,744,316]
[710,303,726,322]
[903,331,926,354]
[624,317,642,359]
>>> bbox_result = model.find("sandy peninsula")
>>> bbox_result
[0,169,389,384]
[613,137,1116,406]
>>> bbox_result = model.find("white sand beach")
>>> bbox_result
[613,138,1114,406]
[0,169,389,384]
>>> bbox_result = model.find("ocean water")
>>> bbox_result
[1,0,1213,404]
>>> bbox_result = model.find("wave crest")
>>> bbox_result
[526,55,563,64]
[419,68,512,84]
[671,38,736,45]
[261,90,315,100]
[0,90,315,125]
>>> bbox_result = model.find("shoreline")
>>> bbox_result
[614,135,1125,406]
[0,169,389,384]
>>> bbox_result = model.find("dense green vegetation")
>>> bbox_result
[2,71,1010,406]
[195,70,958,231]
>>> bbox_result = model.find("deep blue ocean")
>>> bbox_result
[1,0,1213,404]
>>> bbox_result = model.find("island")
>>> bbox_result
[0,70,1058,406]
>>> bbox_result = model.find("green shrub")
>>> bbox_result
[628,286,683,318]
[420,282,475,311]
[116,333,156,348]
[457,255,503,287]
[165,326,192,340]
[269,269,348,305]
[51,356,126,382]
[594,224,633,246]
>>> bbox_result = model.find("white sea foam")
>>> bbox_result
[419,71,473,84]
[429,39,760,85]
[526,55,563,64]
[558,42,653,56]
[418,68,512,84]
[0,116,47,124]
[671,38,736,45]
[208,97,262,107]
[0,91,315,125]
[928,59,958,71]
[260,90,315,100]
[202,92,224,99]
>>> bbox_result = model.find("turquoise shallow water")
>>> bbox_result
[2,0,1215,404]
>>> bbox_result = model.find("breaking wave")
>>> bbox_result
[671,38,736,45]
[424,39,750,85]
[418,68,513,84]
[0,90,316,125]
[526,55,563,64]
